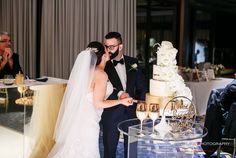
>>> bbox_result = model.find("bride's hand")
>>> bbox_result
[120,97,133,106]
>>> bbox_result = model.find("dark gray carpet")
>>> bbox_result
[0,111,31,133]
[0,112,24,133]
[99,133,125,158]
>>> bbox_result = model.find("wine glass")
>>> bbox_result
[136,101,148,136]
[3,74,14,85]
[148,103,160,137]
[17,86,28,98]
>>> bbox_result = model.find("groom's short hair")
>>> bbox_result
[105,32,122,44]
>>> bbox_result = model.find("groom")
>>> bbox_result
[101,32,147,158]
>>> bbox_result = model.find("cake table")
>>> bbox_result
[118,118,207,158]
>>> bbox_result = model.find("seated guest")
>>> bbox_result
[0,31,23,78]
[202,79,236,156]
[218,79,236,138]
[0,31,23,112]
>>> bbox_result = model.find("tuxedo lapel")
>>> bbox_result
[105,61,124,91]
[124,56,136,90]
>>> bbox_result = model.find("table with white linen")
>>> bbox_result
[0,76,67,88]
[186,78,234,116]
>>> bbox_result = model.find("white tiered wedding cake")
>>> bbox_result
[146,41,192,114]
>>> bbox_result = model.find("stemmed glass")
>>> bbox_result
[148,103,160,137]
[136,101,148,136]
[17,86,28,98]
[3,75,14,85]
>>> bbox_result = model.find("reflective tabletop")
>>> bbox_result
[118,118,208,142]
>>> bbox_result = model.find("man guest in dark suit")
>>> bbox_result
[101,32,147,158]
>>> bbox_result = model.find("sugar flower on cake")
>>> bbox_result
[154,66,177,81]
[175,84,192,100]
[159,41,174,49]
[156,41,178,66]
[157,56,170,66]
[168,72,193,101]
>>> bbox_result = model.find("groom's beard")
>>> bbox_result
[109,49,119,60]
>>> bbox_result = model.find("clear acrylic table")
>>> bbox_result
[0,77,67,158]
[118,118,208,158]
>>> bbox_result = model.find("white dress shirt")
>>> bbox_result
[112,56,127,93]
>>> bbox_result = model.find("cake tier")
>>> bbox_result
[145,93,173,115]
[150,79,174,96]
[153,65,178,81]
[156,54,177,66]
[145,93,161,106]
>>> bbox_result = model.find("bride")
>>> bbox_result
[48,41,133,158]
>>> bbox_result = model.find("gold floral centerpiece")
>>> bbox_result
[178,66,192,81]
[210,64,225,76]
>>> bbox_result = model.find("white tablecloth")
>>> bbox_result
[0,76,68,88]
[186,78,234,115]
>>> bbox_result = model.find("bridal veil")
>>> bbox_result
[48,48,97,157]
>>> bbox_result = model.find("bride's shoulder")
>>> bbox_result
[94,68,108,80]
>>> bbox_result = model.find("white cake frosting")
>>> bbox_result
[150,79,174,96]
[156,41,178,66]
[149,41,192,100]
[153,65,178,81]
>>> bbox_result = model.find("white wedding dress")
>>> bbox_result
[77,81,113,158]
[48,49,113,158]
[48,81,113,158]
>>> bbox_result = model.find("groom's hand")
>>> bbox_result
[119,92,130,99]
[120,97,133,106]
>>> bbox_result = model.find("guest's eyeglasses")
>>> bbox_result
[0,39,12,44]
[104,43,121,50]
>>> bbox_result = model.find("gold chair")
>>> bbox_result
[0,88,9,112]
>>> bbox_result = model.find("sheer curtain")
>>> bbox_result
[0,0,136,79]
[0,0,37,78]
[40,0,136,78]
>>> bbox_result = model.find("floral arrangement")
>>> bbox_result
[178,67,193,82]
[180,67,192,73]
[210,64,225,75]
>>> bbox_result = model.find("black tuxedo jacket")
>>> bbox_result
[102,55,147,120]
[202,79,236,156]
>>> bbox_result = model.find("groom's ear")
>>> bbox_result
[118,44,123,51]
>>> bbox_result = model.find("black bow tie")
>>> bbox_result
[113,58,124,66]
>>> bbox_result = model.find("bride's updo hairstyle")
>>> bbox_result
[87,41,105,65]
